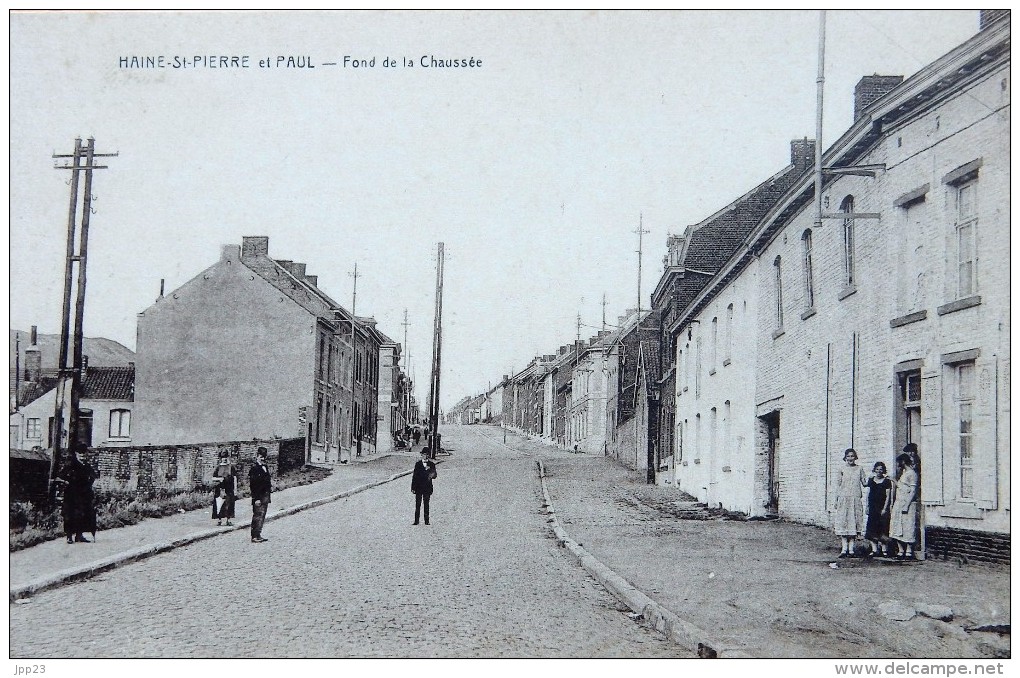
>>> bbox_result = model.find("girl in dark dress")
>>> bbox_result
[865,461,893,556]
[211,457,237,526]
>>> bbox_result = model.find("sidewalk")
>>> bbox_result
[10,452,418,600]
[502,431,1010,659]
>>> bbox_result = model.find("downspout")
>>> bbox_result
[825,342,832,514]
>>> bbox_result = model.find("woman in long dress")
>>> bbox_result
[890,453,919,560]
[864,461,893,556]
[833,448,868,558]
[211,457,237,526]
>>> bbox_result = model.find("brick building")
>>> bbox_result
[134,237,385,464]
[605,309,659,472]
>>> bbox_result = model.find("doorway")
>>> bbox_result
[760,412,781,515]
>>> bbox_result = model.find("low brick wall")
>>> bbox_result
[278,437,306,474]
[79,437,304,496]
[925,526,1010,565]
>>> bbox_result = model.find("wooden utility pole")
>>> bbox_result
[427,243,445,457]
[49,137,116,501]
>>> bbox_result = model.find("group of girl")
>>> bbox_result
[833,444,919,560]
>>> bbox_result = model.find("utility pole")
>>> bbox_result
[814,10,826,230]
[401,308,410,428]
[14,333,20,411]
[49,137,116,502]
[348,263,360,460]
[576,313,582,342]
[602,293,608,331]
[427,243,445,458]
[634,213,649,314]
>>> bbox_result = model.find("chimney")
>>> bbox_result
[30,325,37,346]
[241,236,270,259]
[303,275,318,287]
[25,346,41,383]
[854,75,904,121]
[790,138,816,169]
[159,278,165,299]
[221,244,241,262]
[980,10,1009,30]
[81,355,89,374]
[290,262,307,278]
[666,234,685,267]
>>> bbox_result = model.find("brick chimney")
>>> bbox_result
[980,10,1009,30]
[303,275,318,287]
[221,244,241,262]
[24,334,41,383]
[241,236,270,259]
[854,75,904,121]
[790,138,816,169]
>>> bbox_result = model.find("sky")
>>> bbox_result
[9,10,981,410]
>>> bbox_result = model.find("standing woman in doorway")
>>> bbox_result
[890,452,919,560]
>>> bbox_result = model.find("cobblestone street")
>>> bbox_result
[9,427,687,658]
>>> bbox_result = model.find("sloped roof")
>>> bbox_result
[9,331,134,370]
[82,366,135,401]
[11,373,60,410]
[683,162,810,274]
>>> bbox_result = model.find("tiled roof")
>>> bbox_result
[11,374,60,409]
[683,165,808,274]
[82,366,134,401]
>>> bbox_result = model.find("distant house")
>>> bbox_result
[9,362,135,450]
[134,236,387,463]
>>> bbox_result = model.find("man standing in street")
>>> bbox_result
[411,447,437,525]
[249,447,272,543]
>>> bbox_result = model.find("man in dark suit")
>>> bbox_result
[411,447,437,525]
[249,447,272,543]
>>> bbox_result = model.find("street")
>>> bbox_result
[9,426,687,658]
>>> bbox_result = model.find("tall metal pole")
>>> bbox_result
[814,10,826,230]
[634,213,649,313]
[348,262,360,460]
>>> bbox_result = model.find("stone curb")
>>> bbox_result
[10,463,422,603]
[536,459,753,658]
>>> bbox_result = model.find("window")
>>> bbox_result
[109,409,130,437]
[710,317,718,370]
[802,229,815,309]
[315,395,325,443]
[683,342,690,391]
[318,332,328,380]
[166,450,178,481]
[695,338,702,398]
[955,181,978,297]
[26,418,41,439]
[676,349,683,394]
[773,256,784,328]
[840,196,856,287]
[954,362,976,498]
[724,304,733,364]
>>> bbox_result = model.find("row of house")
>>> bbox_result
[11,236,420,475]
[460,13,1010,562]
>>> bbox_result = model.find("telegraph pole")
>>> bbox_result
[49,137,116,501]
[427,243,445,457]
[14,333,20,410]
[634,213,649,314]
[348,263,360,460]
[401,309,412,429]
[602,293,608,331]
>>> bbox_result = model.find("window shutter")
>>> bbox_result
[920,370,943,505]
[974,357,998,510]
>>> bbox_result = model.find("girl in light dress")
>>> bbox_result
[833,448,867,558]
